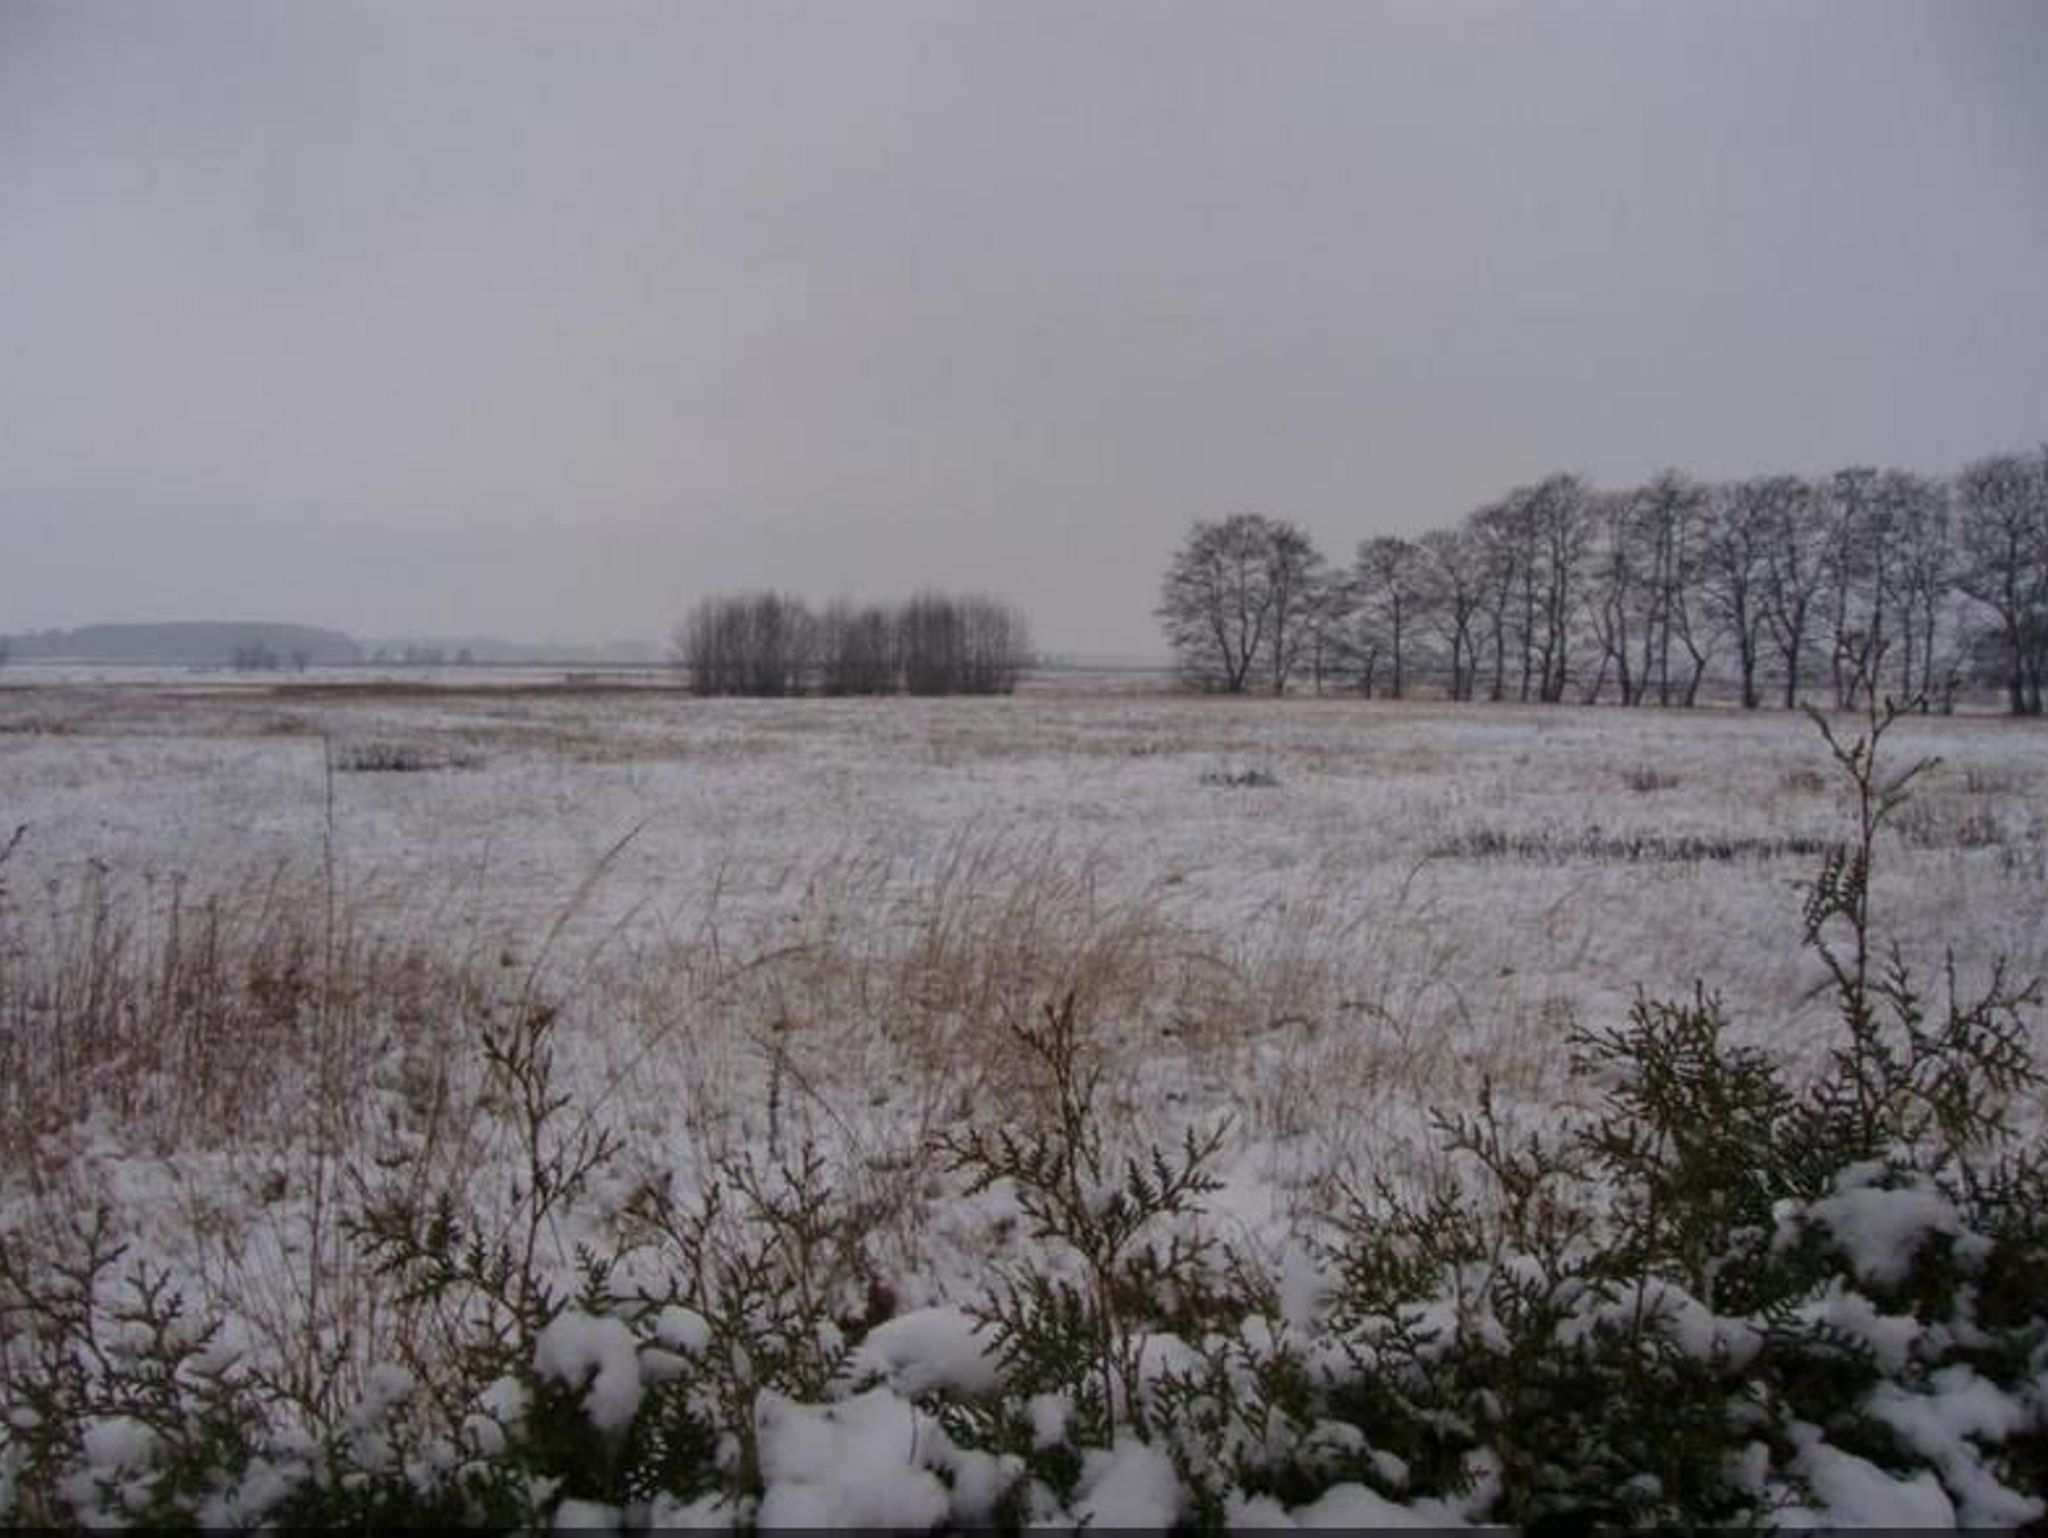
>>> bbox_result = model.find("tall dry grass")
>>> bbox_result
[0,847,523,1418]
[1,821,1566,1412]
[0,864,481,1165]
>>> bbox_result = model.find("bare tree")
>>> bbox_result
[957,594,1032,694]
[1583,487,1644,704]
[1582,472,1716,708]
[675,595,746,695]
[1816,467,1896,711]
[681,589,1026,697]
[1127,440,2037,713]
[1488,491,1544,700]
[1263,520,1328,695]
[1953,448,2048,716]
[1468,497,1524,701]
[1881,471,1954,709]
[749,592,815,696]
[1299,566,1352,696]
[675,592,812,695]
[1351,535,1422,699]
[1661,489,1717,708]
[1755,475,1825,708]
[1416,526,1485,700]
[1634,470,1708,705]
[898,592,965,695]
[1527,474,1594,702]
[1317,564,1377,696]
[1700,480,1773,709]
[1156,512,1325,694]
[817,600,898,695]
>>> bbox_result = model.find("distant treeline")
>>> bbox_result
[0,622,361,667]
[1157,443,2048,715]
[673,591,1031,696]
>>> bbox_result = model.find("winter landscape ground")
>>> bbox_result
[4,667,2047,1527]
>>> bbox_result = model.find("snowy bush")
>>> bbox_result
[1292,700,2048,1526]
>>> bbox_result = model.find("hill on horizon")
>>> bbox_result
[2,621,362,666]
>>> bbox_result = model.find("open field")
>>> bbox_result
[6,667,2047,1245]
[4,669,2047,1524]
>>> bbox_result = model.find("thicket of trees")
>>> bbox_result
[673,591,1030,697]
[1158,444,2048,714]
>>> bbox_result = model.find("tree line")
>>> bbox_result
[673,591,1030,696]
[1158,443,2048,714]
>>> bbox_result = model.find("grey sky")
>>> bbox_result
[4,1,2045,656]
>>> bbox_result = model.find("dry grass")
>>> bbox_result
[0,829,1411,1391]
[0,858,523,1414]
[0,813,1583,1161]
[1621,764,1684,794]
[0,867,489,1164]
[1,806,1559,1389]
[1779,764,1829,796]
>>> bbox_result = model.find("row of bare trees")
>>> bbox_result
[674,591,1031,697]
[1158,445,2048,714]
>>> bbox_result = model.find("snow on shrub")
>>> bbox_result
[534,1313,644,1436]
[1782,1162,1968,1289]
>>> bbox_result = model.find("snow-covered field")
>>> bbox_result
[3,668,2046,1523]
[6,666,2046,1206]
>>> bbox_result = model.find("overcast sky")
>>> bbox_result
[3,1,2045,655]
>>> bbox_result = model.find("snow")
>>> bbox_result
[1028,1391,1071,1449]
[533,1311,645,1435]
[850,1305,1000,1397]
[1793,1283,1926,1374]
[195,1455,304,1529]
[77,1415,156,1473]
[654,1304,714,1356]
[8,681,2040,1061]
[1560,1275,1764,1367]
[753,1389,951,1531]
[645,1491,749,1528]
[553,1496,624,1529]
[1291,1480,1474,1528]
[1867,1368,2044,1527]
[354,1361,415,1421]
[1783,1423,1958,1527]
[1793,1162,1965,1287]
[60,1416,163,1525]
[465,1373,529,1456]
[1072,1435,1183,1530]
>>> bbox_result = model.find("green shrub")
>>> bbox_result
[1301,698,2048,1526]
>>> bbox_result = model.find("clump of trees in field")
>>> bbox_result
[1158,443,2048,714]
[673,591,1030,697]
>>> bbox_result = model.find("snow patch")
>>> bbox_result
[534,1311,644,1434]
[1291,1479,1473,1528]
[553,1496,622,1529]
[1783,1424,1956,1527]
[851,1305,1000,1397]
[1788,1164,1962,1287]
[654,1304,713,1355]
[1073,1436,1182,1530]
[1868,1367,2043,1527]
[754,1388,950,1531]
